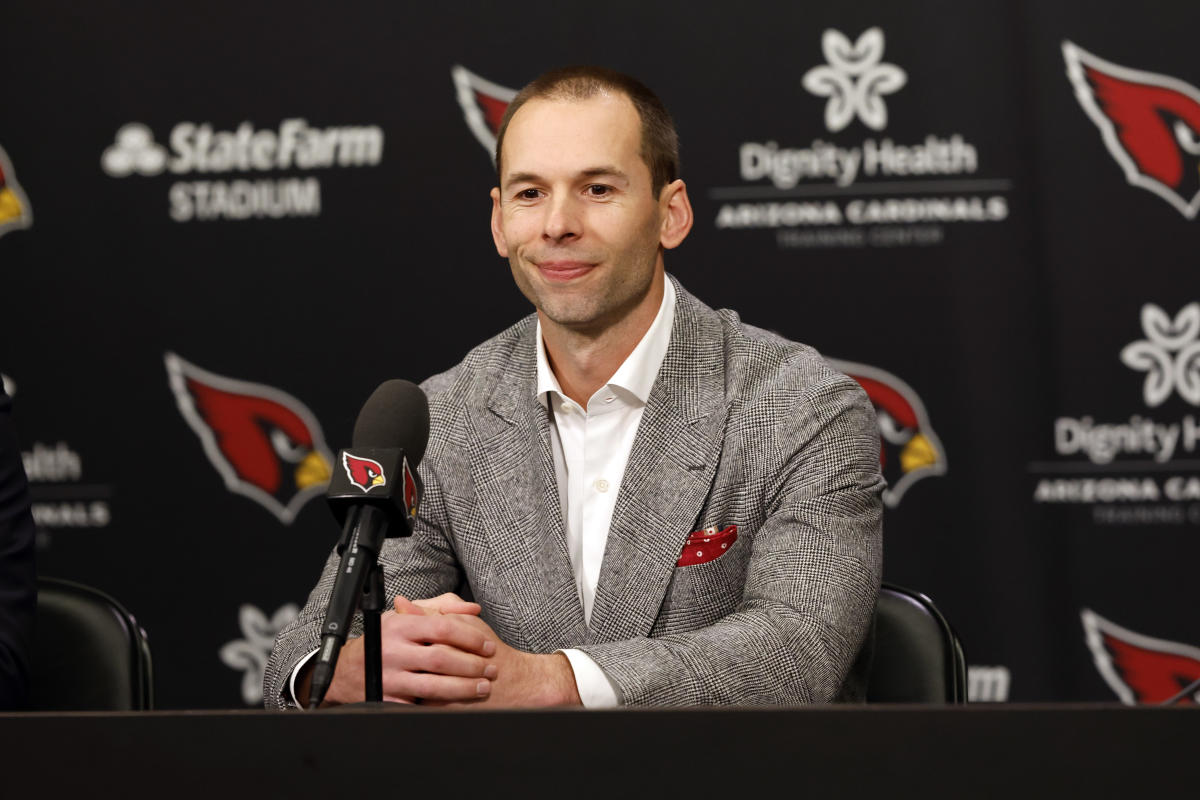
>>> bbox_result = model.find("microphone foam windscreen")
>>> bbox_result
[351,379,431,466]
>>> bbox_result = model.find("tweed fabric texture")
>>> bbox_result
[263,276,884,708]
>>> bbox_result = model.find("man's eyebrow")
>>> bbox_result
[503,166,631,186]
[579,166,629,182]
[504,171,542,186]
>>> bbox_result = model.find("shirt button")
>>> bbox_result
[604,396,615,404]
[594,479,610,493]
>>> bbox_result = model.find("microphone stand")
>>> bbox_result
[308,504,393,709]
[361,561,385,703]
[326,505,392,707]
[334,504,387,704]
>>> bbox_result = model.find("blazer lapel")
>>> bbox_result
[585,282,730,645]
[467,325,587,651]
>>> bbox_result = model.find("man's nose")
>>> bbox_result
[542,193,581,241]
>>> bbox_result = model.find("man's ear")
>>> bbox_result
[659,179,694,250]
[490,187,508,257]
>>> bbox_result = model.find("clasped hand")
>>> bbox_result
[316,593,579,708]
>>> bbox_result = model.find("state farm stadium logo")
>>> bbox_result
[712,26,1011,251]
[1031,302,1200,527]
[829,358,946,507]
[1064,42,1200,219]
[0,143,33,238]
[165,353,333,523]
[101,119,384,222]
[1082,609,1200,704]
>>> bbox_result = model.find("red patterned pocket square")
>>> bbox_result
[677,525,738,567]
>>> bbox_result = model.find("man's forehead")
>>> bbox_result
[500,93,644,179]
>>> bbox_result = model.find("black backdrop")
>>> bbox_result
[2,0,1197,708]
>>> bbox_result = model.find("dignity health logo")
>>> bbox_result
[802,27,907,133]
[101,118,384,222]
[717,26,1009,249]
[1052,303,1200,468]
[1120,303,1200,407]
[1035,302,1200,519]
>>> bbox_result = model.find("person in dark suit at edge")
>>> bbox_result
[265,66,884,708]
[0,384,35,710]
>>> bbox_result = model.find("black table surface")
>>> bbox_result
[1,704,1195,797]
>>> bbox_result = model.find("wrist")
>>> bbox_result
[544,652,582,706]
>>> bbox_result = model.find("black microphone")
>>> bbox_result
[307,379,430,709]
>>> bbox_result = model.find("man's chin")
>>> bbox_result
[538,302,600,328]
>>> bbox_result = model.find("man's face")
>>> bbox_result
[491,93,668,335]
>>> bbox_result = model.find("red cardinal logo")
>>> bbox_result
[165,352,333,524]
[1082,608,1200,705]
[0,144,33,238]
[342,453,386,493]
[451,64,516,162]
[1063,41,1200,218]
[828,358,946,508]
[403,460,417,515]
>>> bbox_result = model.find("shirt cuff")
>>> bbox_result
[287,648,320,709]
[559,648,621,708]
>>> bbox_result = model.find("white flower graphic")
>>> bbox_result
[802,27,907,132]
[1120,302,1200,407]
[219,602,299,706]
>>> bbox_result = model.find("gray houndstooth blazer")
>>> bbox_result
[264,276,884,707]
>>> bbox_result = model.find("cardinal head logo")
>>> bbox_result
[165,352,333,523]
[1082,608,1200,704]
[828,359,946,508]
[0,144,33,238]
[342,453,386,492]
[1064,42,1200,218]
[451,64,516,162]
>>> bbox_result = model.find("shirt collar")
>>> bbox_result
[535,278,676,407]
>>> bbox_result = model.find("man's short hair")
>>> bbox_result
[494,65,680,196]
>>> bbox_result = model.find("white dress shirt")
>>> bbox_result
[543,279,676,708]
[289,280,675,709]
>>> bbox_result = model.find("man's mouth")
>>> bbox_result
[535,261,595,281]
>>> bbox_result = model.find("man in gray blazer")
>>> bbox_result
[265,66,883,709]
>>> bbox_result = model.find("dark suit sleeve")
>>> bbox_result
[0,390,36,710]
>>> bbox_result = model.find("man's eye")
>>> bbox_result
[517,188,541,200]
[586,184,611,197]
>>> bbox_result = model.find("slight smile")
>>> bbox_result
[536,261,596,281]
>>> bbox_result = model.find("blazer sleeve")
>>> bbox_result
[576,373,884,706]
[0,390,36,711]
